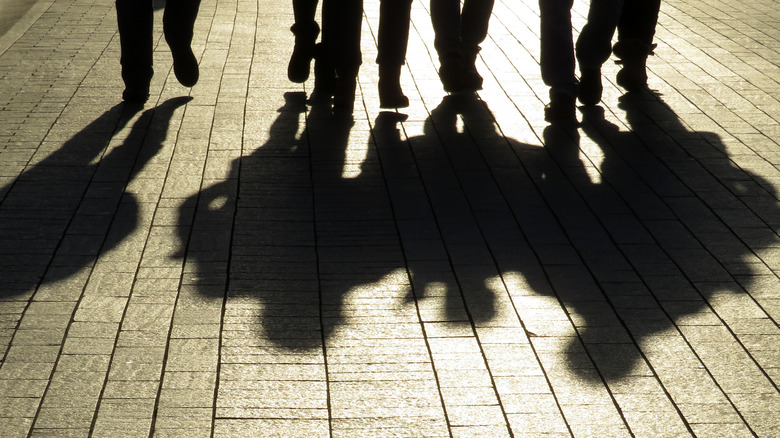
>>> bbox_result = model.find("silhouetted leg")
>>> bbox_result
[377,0,412,107]
[460,0,494,90]
[613,0,661,91]
[616,0,660,45]
[574,0,623,104]
[163,0,201,87]
[116,0,154,102]
[322,0,362,114]
[430,0,465,91]
[540,0,577,120]
[575,0,622,69]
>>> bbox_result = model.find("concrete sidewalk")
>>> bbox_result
[1,0,780,436]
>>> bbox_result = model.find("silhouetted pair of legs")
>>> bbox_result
[540,0,660,121]
[116,0,201,103]
[431,0,494,93]
[288,0,409,112]
[576,0,661,105]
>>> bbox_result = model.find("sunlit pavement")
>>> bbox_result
[1,0,780,436]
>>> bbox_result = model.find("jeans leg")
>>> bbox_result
[617,0,661,45]
[116,0,154,84]
[292,0,319,26]
[377,0,412,66]
[323,0,362,75]
[575,0,623,69]
[460,0,494,55]
[163,0,201,48]
[539,0,577,96]
[431,0,462,60]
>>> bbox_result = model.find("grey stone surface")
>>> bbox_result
[1,0,780,436]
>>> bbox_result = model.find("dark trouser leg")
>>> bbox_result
[430,0,461,61]
[459,0,494,90]
[116,0,154,92]
[377,0,412,66]
[539,0,577,99]
[322,0,363,113]
[616,0,661,45]
[613,0,661,91]
[574,0,623,104]
[377,0,412,107]
[540,0,577,120]
[460,0,494,56]
[288,0,320,83]
[575,0,623,70]
[163,0,201,86]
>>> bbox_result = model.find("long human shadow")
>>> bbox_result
[181,92,502,352]
[377,92,778,381]
[180,88,777,383]
[0,97,190,298]
[540,93,780,380]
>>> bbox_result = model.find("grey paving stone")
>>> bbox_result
[3,0,780,435]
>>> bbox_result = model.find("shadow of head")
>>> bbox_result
[0,96,191,297]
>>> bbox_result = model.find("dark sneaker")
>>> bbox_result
[544,91,576,122]
[578,68,602,106]
[171,44,199,87]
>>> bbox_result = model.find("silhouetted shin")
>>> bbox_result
[321,0,363,114]
[430,0,493,92]
[377,0,412,108]
[460,0,494,90]
[116,0,154,102]
[574,0,622,104]
[539,0,577,120]
[614,0,661,91]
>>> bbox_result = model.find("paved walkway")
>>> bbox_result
[2,0,780,436]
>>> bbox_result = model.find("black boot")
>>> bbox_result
[613,40,655,92]
[288,22,320,83]
[378,64,408,108]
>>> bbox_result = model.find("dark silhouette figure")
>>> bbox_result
[0,98,191,356]
[576,0,661,105]
[287,0,363,114]
[116,0,201,102]
[430,0,494,93]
